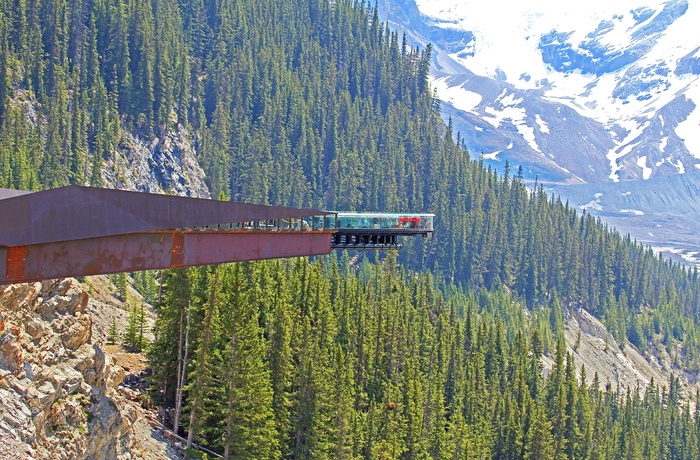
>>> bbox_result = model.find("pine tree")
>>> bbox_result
[217,263,280,459]
[148,268,191,408]
[268,263,295,456]
[526,402,556,459]
[125,301,147,351]
[108,319,120,345]
[115,272,128,301]
[186,267,219,451]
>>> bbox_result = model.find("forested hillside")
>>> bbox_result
[3,0,700,457]
[151,258,700,458]
[2,0,700,368]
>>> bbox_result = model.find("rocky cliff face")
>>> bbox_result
[559,306,669,391]
[102,126,210,199]
[7,88,211,199]
[0,279,135,459]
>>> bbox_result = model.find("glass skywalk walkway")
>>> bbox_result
[330,212,434,250]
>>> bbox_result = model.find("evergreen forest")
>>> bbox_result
[2,0,700,457]
[151,259,700,459]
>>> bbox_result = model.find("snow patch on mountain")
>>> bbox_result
[431,76,482,113]
[675,84,700,157]
[581,192,604,211]
[620,209,645,215]
[535,115,550,134]
[607,119,648,181]
[653,247,700,266]
[379,0,700,259]
[637,156,653,179]
[402,0,700,185]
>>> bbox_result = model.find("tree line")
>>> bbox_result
[3,0,700,455]
[149,257,700,459]
[1,0,699,368]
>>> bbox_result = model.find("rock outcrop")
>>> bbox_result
[0,279,135,459]
[543,304,699,398]
[102,125,210,199]
[562,307,668,391]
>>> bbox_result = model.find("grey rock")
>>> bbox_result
[22,362,32,381]
[60,313,92,351]
[6,374,29,395]
[102,125,210,199]
[0,280,137,458]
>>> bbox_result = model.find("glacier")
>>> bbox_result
[378,0,700,266]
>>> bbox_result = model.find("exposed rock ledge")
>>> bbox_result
[0,279,134,459]
[102,125,210,199]
[544,305,699,397]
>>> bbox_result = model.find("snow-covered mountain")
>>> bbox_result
[378,0,700,265]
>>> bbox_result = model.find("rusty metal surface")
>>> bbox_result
[0,231,333,284]
[6,246,27,281]
[183,231,333,265]
[0,186,330,247]
[0,247,6,282]
[22,233,174,282]
[170,233,186,267]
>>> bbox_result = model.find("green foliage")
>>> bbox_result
[108,319,119,345]
[150,258,700,459]
[148,267,192,407]
[2,0,700,371]
[111,272,128,302]
[133,270,158,304]
[125,301,147,352]
[4,0,700,455]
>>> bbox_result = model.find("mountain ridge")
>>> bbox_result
[378,0,700,264]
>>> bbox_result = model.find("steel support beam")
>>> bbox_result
[0,247,6,283]
[0,231,333,284]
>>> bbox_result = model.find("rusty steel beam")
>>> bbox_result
[0,247,6,283]
[0,186,336,284]
[0,230,334,284]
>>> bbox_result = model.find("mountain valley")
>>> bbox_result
[378,0,700,263]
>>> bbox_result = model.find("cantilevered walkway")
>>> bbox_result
[0,186,433,284]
